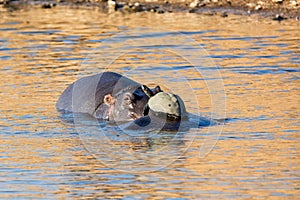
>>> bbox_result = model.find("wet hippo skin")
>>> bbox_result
[56,72,153,121]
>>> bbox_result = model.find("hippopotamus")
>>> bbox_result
[57,71,214,131]
[56,72,162,122]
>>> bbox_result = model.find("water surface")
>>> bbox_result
[0,7,299,199]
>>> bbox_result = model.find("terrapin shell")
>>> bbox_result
[148,92,186,117]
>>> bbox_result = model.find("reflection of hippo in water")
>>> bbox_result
[56,72,162,122]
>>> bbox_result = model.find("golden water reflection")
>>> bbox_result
[0,7,299,199]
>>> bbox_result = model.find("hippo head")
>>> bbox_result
[102,85,163,122]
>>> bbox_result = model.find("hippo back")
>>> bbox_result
[56,72,141,117]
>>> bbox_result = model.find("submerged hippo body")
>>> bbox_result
[56,72,161,122]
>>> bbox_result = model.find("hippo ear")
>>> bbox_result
[152,85,163,95]
[104,94,115,105]
[142,85,154,97]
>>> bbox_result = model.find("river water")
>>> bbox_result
[0,7,299,199]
